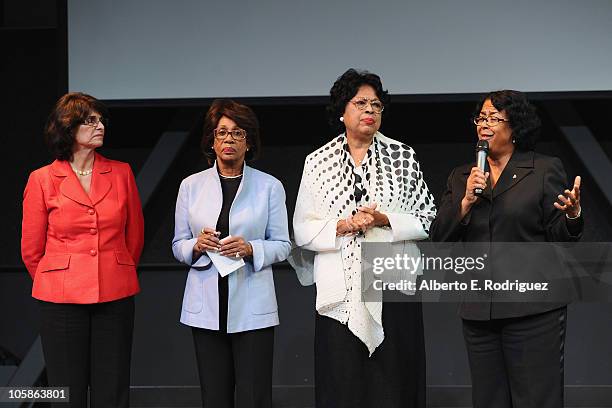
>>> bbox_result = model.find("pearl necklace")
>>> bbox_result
[219,173,243,179]
[72,167,93,176]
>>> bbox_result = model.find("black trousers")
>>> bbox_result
[38,296,135,408]
[315,302,426,408]
[462,306,567,408]
[191,326,275,408]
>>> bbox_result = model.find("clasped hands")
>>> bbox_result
[193,227,253,258]
[336,203,390,236]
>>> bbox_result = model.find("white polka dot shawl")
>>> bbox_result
[291,132,437,353]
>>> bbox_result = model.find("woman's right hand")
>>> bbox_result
[461,167,489,217]
[193,227,221,256]
[336,217,361,236]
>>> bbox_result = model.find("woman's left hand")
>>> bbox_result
[348,210,373,233]
[219,236,253,258]
[554,176,581,218]
[357,203,390,229]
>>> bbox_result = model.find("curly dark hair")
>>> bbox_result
[201,99,261,165]
[327,68,390,134]
[44,92,109,161]
[473,90,541,151]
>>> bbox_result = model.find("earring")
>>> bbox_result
[512,138,516,144]
[339,117,344,122]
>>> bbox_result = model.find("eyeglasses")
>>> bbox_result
[473,116,508,127]
[82,115,108,127]
[350,98,384,114]
[214,128,247,140]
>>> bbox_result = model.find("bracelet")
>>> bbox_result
[566,208,582,220]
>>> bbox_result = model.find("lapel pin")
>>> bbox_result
[512,174,517,179]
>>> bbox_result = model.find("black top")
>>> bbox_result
[216,174,242,333]
[216,176,242,238]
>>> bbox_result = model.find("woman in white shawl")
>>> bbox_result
[292,69,436,407]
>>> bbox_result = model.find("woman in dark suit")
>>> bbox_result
[430,90,582,408]
[21,92,144,408]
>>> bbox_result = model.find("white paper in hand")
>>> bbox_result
[206,235,245,277]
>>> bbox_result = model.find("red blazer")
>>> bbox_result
[21,153,144,303]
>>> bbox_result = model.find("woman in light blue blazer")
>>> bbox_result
[172,99,291,408]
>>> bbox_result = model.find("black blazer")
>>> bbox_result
[430,150,583,320]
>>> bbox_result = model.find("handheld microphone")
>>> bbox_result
[474,140,489,196]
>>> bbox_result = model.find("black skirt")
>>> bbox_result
[315,301,426,408]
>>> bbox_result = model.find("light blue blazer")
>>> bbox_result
[172,163,291,332]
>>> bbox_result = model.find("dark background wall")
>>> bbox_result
[2,1,612,406]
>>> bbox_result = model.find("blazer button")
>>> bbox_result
[88,209,96,215]
[89,228,97,235]
[90,249,97,256]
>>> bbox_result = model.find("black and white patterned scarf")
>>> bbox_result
[304,132,434,232]
[293,131,436,352]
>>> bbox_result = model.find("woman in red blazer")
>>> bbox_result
[21,92,144,408]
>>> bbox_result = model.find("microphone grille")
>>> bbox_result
[476,140,489,152]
